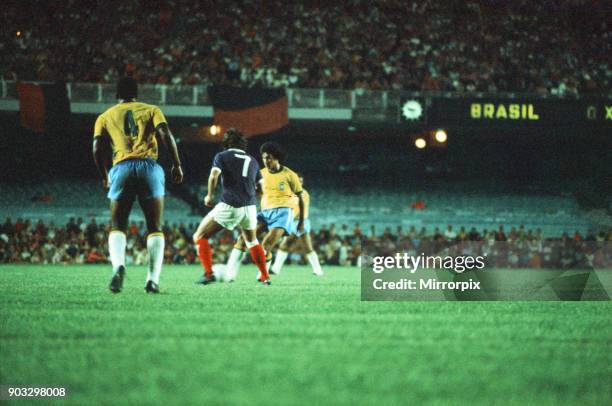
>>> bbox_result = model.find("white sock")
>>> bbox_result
[226,248,244,279]
[108,231,126,273]
[307,251,323,275]
[147,233,165,284]
[272,249,289,274]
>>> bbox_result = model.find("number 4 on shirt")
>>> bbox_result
[124,111,138,138]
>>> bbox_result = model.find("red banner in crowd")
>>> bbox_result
[209,86,288,137]
[17,83,45,133]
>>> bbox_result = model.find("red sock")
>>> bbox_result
[249,244,269,281]
[196,238,213,277]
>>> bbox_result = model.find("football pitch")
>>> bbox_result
[1,265,610,405]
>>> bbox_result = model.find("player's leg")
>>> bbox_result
[108,197,134,293]
[301,233,323,276]
[257,208,293,274]
[226,220,266,279]
[262,227,287,268]
[239,205,271,284]
[271,234,297,275]
[225,236,246,280]
[139,196,165,292]
[137,159,167,293]
[241,228,271,284]
[106,161,136,293]
[192,211,225,283]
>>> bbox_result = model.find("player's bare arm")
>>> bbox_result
[296,191,305,232]
[205,168,221,207]
[256,178,263,200]
[92,134,111,189]
[156,123,183,183]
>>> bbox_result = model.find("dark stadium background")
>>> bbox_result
[1,110,609,206]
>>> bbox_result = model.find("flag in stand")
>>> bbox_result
[209,86,288,137]
[17,82,70,134]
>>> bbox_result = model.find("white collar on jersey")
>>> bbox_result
[227,148,246,153]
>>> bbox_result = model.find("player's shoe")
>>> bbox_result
[258,278,272,286]
[313,269,324,276]
[195,274,216,285]
[257,271,274,280]
[145,280,160,294]
[109,265,125,293]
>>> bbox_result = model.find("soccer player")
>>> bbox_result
[93,77,183,294]
[192,128,270,285]
[226,142,304,279]
[271,175,323,276]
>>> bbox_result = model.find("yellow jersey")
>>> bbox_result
[289,188,310,220]
[93,101,167,165]
[260,166,302,210]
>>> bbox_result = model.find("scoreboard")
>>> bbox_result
[401,97,611,129]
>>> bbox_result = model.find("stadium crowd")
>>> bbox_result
[1,218,610,269]
[2,0,609,95]
[0,218,359,267]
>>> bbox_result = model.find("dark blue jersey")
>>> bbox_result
[212,148,261,207]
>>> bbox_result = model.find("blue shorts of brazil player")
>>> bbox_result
[289,218,311,237]
[107,158,165,201]
[257,208,293,233]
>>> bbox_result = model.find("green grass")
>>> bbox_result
[0,265,611,405]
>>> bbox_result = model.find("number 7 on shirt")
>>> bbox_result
[234,154,251,177]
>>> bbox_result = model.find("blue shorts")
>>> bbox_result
[108,158,165,201]
[290,218,311,237]
[257,208,293,232]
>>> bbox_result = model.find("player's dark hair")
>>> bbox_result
[117,77,138,100]
[260,142,286,162]
[221,128,247,151]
